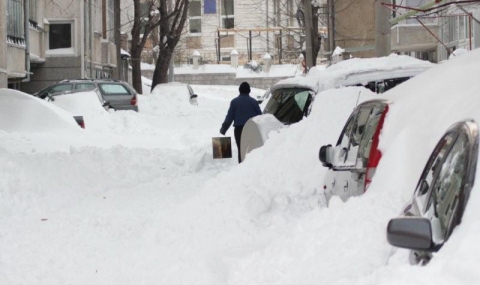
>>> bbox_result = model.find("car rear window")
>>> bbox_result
[98,84,131,95]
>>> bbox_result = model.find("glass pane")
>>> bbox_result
[99,84,131,95]
[204,0,216,14]
[223,18,234,29]
[221,0,234,15]
[75,83,96,91]
[414,132,457,213]
[264,88,311,124]
[189,1,201,17]
[427,134,468,242]
[49,24,72,49]
[189,19,202,33]
[357,105,385,161]
[51,84,73,93]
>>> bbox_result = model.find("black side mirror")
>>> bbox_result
[319,144,333,168]
[190,94,198,99]
[387,217,433,251]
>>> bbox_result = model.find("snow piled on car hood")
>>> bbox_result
[0,88,80,133]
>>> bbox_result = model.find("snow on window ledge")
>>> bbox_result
[46,47,76,57]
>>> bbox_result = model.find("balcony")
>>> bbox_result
[6,44,26,78]
[29,27,45,63]
[391,23,439,52]
[101,40,117,68]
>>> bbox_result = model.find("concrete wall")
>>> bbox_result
[7,45,27,78]
[21,56,82,94]
[391,24,439,52]
[0,0,7,88]
[142,70,290,90]
[335,0,376,57]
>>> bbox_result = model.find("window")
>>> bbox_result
[263,88,312,124]
[99,84,131,95]
[189,1,202,33]
[7,0,24,45]
[425,133,468,243]
[29,0,38,26]
[49,23,72,49]
[459,16,466,41]
[50,84,73,94]
[108,0,114,41]
[74,83,96,91]
[221,0,234,29]
[204,0,216,14]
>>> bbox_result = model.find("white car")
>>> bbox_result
[0,88,84,132]
[151,82,199,105]
[240,55,434,162]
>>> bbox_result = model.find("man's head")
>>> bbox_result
[239,82,251,94]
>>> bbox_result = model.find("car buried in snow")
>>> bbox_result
[34,79,139,112]
[319,99,390,202]
[387,120,478,265]
[240,55,434,162]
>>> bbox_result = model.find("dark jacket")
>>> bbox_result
[221,93,262,132]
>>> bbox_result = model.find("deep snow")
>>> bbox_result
[1,50,480,285]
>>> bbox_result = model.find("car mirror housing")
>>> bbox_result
[190,94,198,99]
[319,144,333,168]
[387,217,433,251]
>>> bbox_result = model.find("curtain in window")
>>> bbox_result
[204,0,216,14]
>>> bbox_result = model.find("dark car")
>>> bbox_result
[387,120,478,265]
[34,79,139,112]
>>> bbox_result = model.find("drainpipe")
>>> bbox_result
[89,0,93,78]
[81,0,85,78]
[22,0,31,83]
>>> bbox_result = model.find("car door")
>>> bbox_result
[407,121,478,264]
[326,101,388,201]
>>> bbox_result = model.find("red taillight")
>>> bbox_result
[80,122,85,129]
[364,105,389,191]
[131,94,137,106]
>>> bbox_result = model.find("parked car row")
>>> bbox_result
[241,52,480,267]
[240,54,434,162]
[34,79,139,112]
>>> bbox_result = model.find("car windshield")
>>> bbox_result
[98,84,131,96]
[263,87,312,124]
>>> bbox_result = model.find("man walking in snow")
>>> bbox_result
[220,82,262,163]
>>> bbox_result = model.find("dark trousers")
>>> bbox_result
[234,126,244,163]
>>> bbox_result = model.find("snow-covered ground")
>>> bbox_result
[1,50,480,285]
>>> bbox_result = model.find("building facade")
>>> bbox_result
[121,0,323,67]
[0,0,120,93]
[391,0,480,62]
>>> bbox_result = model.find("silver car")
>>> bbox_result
[34,79,139,112]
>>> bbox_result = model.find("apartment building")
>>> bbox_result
[121,0,320,66]
[391,0,480,62]
[0,0,120,93]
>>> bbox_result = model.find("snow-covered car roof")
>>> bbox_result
[272,54,433,94]
[48,90,108,116]
[0,89,80,133]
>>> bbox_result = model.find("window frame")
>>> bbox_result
[221,0,235,29]
[46,19,76,56]
[189,1,202,34]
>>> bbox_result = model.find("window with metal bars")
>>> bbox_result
[29,0,38,27]
[7,0,25,45]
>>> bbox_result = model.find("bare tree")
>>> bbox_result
[130,0,161,94]
[151,0,189,91]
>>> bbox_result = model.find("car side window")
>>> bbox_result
[50,84,73,93]
[426,133,468,243]
[337,111,358,149]
[413,132,458,213]
[356,105,386,163]
[75,83,96,91]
